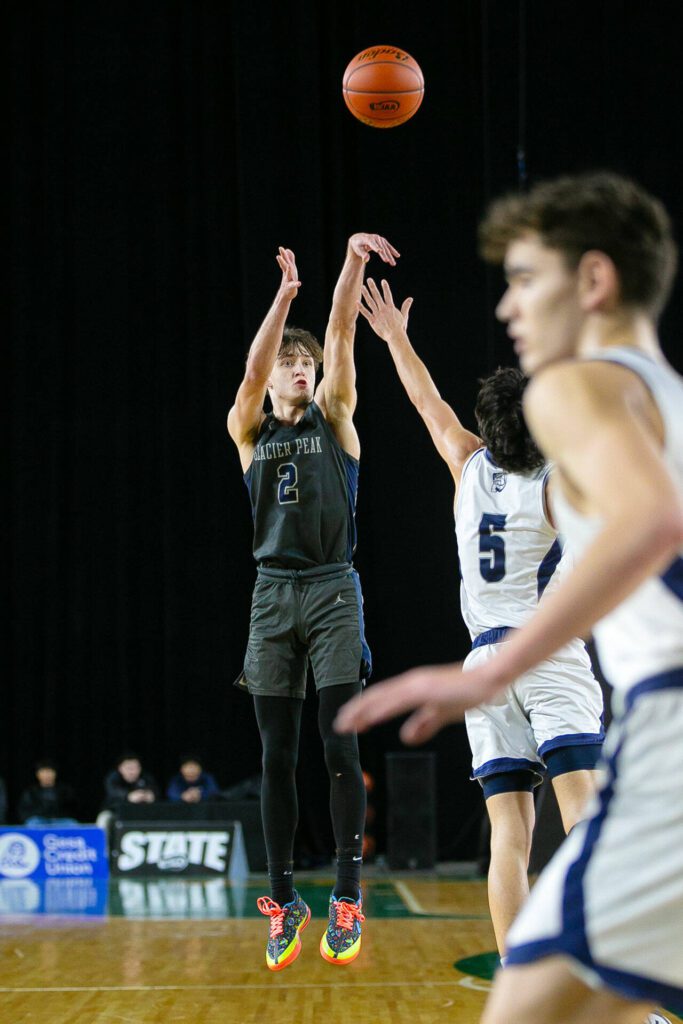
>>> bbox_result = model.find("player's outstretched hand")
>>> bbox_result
[275,247,302,301]
[348,233,400,266]
[359,277,413,342]
[335,661,502,744]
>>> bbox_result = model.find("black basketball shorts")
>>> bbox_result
[234,563,372,699]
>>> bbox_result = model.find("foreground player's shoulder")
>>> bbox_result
[523,359,631,441]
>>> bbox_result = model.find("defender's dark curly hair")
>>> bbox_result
[474,367,545,474]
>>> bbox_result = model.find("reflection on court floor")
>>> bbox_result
[0,874,680,1024]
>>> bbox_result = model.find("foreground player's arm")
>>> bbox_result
[336,360,683,743]
[359,278,481,483]
[316,233,399,456]
[227,247,301,470]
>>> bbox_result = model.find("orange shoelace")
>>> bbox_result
[257,897,285,939]
[332,899,365,931]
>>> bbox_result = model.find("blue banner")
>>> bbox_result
[0,827,109,881]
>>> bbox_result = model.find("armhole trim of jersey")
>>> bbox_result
[315,400,360,464]
[540,465,554,531]
[454,446,486,521]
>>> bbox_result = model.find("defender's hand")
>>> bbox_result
[359,278,414,341]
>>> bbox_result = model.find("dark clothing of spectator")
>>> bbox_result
[18,783,78,823]
[167,771,220,802]
[103,769,159,810]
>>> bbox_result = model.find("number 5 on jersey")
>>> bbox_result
[479,512,506,582]
[277,463,299,504]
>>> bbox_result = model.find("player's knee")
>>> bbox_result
[261,744,298,778]
[489,818,533,860]
[322,733,360,776]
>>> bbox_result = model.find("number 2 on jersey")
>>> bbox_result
[479,513,506,582]
[277,463,299,504]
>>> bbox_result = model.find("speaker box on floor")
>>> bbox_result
[385,752,437,869]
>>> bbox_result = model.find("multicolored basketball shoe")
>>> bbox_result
[257,892,311,971]
[319,891,365,965]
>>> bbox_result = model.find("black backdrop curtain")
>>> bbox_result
[8,0,683,856]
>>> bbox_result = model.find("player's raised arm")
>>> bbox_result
[316,233,399,457]
[336,359,683,745]
[227,247,301,470]
[359,278,481,484]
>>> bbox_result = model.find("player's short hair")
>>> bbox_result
[479,171,678,318]
[475,367,545,474]
[279,325,323,368]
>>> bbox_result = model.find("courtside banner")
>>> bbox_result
[111,820,248,880]
[0,827,109,881]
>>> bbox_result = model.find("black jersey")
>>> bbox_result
[244,401,360,569]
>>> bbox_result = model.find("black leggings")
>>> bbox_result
[254,682,366,869]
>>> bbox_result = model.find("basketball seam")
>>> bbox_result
[348,61,421,70]
[344,90,423,97]
[346,64,423,85]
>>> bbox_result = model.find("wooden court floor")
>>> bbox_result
[0,873,681,1024]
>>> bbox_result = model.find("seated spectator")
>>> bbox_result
[0,775,7,824]
[102,752,159,811]
[18,759,78,826]
[167,754,220,804]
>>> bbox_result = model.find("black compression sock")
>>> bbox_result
[333,848,362,902]
[269,862,295,906]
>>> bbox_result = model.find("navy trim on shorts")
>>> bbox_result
[506,665,683,1012]
[538,731,605,759]
[543,743,603,779]
[482,770,536,798]
[506,936,683,1013]
[472,755,544,780]
[471,626,513,649]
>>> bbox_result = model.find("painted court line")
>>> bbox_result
[0,980,469,993]
[393,879,426,914]
[392,880,488,919]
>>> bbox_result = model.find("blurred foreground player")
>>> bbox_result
[358,280,603,957]
[338,173,683,1024]
[229,234,398,970]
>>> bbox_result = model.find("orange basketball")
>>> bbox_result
[343,45,424,128]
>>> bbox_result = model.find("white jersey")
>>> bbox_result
[552,347,683,693]
[456,448,563,640]
[458,449,604,782]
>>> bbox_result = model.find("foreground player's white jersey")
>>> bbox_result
[553,347,683,693]
[456,448,563,639]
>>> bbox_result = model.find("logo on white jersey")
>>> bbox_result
[491,472,507,492]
